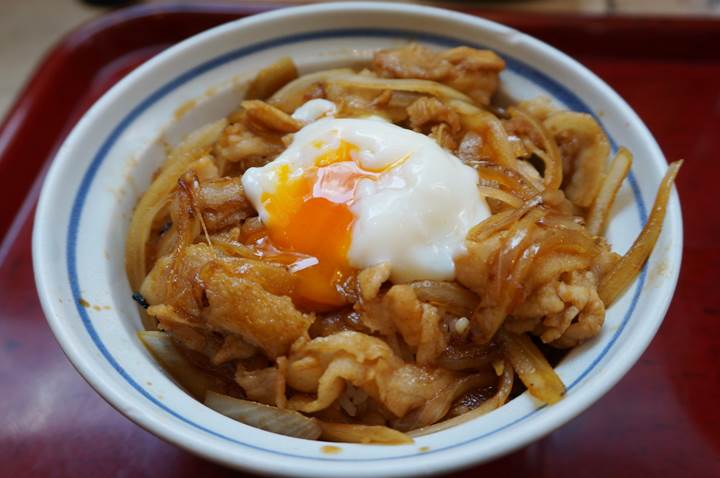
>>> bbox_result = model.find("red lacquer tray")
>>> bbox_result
[1,5,718,477]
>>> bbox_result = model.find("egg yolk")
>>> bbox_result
[243,140,402,310]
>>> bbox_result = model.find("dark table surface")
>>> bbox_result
[0,5,718,477]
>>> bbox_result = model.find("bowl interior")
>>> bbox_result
[33,3,682,477]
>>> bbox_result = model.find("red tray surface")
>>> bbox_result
[1,5,718,477]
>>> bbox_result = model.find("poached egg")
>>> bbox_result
[241,108,489,309]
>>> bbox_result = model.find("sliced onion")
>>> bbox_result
[538,214,585,232]
[466,161,541,201]
[437,344,498,371]
[467,207,520,243]
[409,361,514,437]
[598,160,682,305]
[410,280,480,317]
[461,111,518,170]
[472,209,545,344]
[447,98,483,116]
[496,329,565,404]
[318,421,413,445]
[245,56,298,100]
[393,371,496,431]
[477,186,524,209]
[205,391,322,440]
[331,74,472,103]
[544,112,610,207]
[586,147,633,236]
[534,227,600,259]
[138,330,218,400]
[126,119,226,291]
[268,68,354,112]
[268,68,353,113]
[508,106,563,190]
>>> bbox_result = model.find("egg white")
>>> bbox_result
[242,108,490,283]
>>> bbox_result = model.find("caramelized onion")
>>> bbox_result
[496,329,565,404]
[461,110,518,170]
[466,161,541,201]
[544,112,610,207]
[408,360,514,436]
[205,391,322,439]
[268,68,354,112]
[472,209,545,343]
[331,74,473,103]
[245,56,299,100]
[586,147,633,236]
[437,344,498,371]
[139,331,222,399]
[392,370,496,431]
[318,421,412,445]
[508,106,563,191]
[410,280,479,317]
[477,186,524,209]
[126,119,226,292]
[598,160,682,305]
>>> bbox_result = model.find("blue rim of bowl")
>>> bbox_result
[66,28,647,462]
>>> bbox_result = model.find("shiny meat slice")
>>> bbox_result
[201,264,313,359]
[241,100,302,133]
[213,122,285,169]
[355,284,448,365]
[429,123,458,151]
[210,257,298,298]
[356,262,391,302]
[372,43,505,105]
[235,357,288,407]
[546,271,605,347]
[212,335,256,365]
[406,96,461,133]
[141,243,216,317]
[285,331,464,422]
[544,112,610,208]
[196,177,255,232]
[383,285,447,365]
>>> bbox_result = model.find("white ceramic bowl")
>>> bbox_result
[32,2,682,476]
